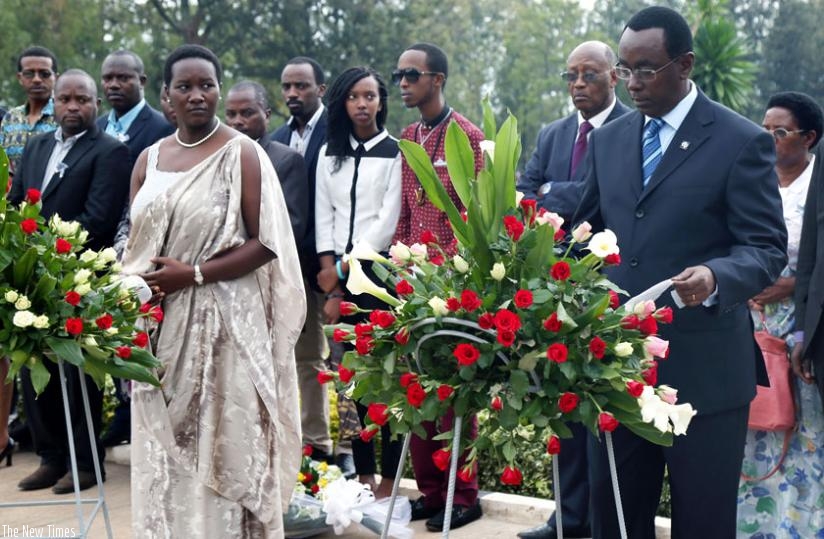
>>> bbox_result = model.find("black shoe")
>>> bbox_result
[52,470,103,494]
[18,464,66,491]
[517,523,591,539]
[101,419,130,447]
[410,495,441,521]
[335,452,356,479]
[310,447,334,464]
[0,437,14,467]
[425,500,483,531]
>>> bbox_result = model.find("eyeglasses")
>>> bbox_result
[391,68,441,86]
[767,127,806,140]
[615,56,681,81]
[560,71,605,83]
[20,69,53,80]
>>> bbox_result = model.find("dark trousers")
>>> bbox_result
[352,402,403,478]
[589,404,749,539]
[21,360,104,476]
[548,421,591,533]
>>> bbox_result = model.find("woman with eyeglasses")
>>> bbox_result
[737,91,824,538]
[314,66,403,499]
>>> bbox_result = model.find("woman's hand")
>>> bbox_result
[317,266,340,294]
[141,256,195,295]
[751,276,795,306]
[324,297,342,324]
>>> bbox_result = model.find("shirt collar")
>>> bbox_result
[106,99,146,134]
[24,98,55,118]
[578,96,616,129]
[349,129,389,152]
[54,126,87,144]
[648,81,698,131]
[287,104,325,132]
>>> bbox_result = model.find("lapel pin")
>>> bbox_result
[56,162,68,179]
[679,141,690,151]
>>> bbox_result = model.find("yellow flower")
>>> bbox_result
[317,461,328,472]
[297,472,305,483]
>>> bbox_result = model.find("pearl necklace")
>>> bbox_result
[174,119,221,148]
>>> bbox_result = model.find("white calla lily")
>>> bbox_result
[345,257,400,306]
[347,243,389,265]
[586,229,620,258]
[669,403,697,435]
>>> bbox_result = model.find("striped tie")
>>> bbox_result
[642,118,664,188]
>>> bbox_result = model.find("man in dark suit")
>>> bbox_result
[519,41,630,226]
[518,42,629,539]
[793,142,824,402]
[10,69,131,493]
[572,7,787,538]
[270,57,335,463]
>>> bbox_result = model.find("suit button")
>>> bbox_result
[635,209,645,219]
[629,257,639,267]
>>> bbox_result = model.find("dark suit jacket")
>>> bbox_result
[271,110,327,286]
[10,124,131,250]
[519,100,631,222]
[96,103,174,173]
[259,138,309,245]
[574,91,787,415]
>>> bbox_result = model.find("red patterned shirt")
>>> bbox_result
[393,110,485,255]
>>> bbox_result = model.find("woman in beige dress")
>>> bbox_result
[122,44,305,538]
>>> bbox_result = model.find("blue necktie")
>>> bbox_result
[642,118,664,188]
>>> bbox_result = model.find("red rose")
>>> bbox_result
[437,385,454,401]
[655,306,673,324]
[639,316,658,336]
[513,289,533,309]
[550,261,571,281]
[494,309,522,332]
[26,188,41,204]
[406,382,427,408]
[115,346,132,359]
[620,314,640,330]
[317,371,334,384]
[395,326,410,345]
[338,365,355,383]
[55,238,72,254]
[430,254,444,266]
[503,215,525,241]
[371,310,396,329]
[453,343,480,366]
[543,312,562,332]
[303,472,314,482]
[604,253,621,266]
[626,380,645,398]
[400,372,418,388]
[139,303,151,313]
[554,228,566,242]
[642,363,658,386]
[395,279,414,295]
[500,465,523,486]
[339,301,358,316]
[310,484,320,494]
[598,412,620,432]
[547,343,569,363]
[20,218,37,234]
[150,306,164,322]
[420,230,438,244]
[477,312,495,329]
[491,395,503,411]
[519,199,537,224]
[355,336,374,355]
[65,291,81,306]
[589,336,607,359]
[65,317,83,336]
[354,323,374,337]
[367,403,389,426]
[457,465,475,482]
[360,427,378,442]
[608,289,620,309]
[546,435,561,455]
[446,297,461,312]
[333,328,350,342]
[302,444,313,457]
[460,290,482,312]
[95,314,114,330]
[558,392,580,413]
[497,329,516,347]
[132,332,149,347]
[432,448,451,471]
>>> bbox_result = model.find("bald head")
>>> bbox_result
[56,69,97,97]
[567,41,617,67]
[54,69,100,136]
[564,41,618,119]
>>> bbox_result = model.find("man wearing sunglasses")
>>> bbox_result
[573,7,786,539]
[518,43,629,539]
[391,42,485,532]
[0,46,59,175]
[518,41,630,230]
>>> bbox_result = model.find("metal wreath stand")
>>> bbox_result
[380,317,628,539]
[0,359,114,538]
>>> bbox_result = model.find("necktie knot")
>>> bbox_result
[579,120,594,137]
[644,118,663,138]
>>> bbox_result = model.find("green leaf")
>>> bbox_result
[492,114,520,212]
[45,337,85,367]
[524,225,555,278]
[499,404,518,428]
[13,247,38,289]
[518,349,541,372]
[382,352,396,375]
[28,359,51,396]
[509,369,530,396]
[502,440,516,462]
[128,347,162,369]
[31,273,58,302]
[481,97,497,141]
[548,419,573,438]
[85,356,160,388]
[556,302,579,330]
[444,122,475,209]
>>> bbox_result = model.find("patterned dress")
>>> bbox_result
[123,137,305,538]
[737,156,824,538]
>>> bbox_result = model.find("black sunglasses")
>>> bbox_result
[391,68,441,85]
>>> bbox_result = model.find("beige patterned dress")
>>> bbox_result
[122,137,305,538]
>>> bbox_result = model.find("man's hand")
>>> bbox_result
[751,276,795,306]
[323,297,342,324]
[317,266,340,294]
[790,344,815,384]
[671,265,716,307]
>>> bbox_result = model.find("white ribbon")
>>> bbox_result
[321,478,413,538]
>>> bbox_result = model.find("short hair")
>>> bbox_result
[624,6,693,60]
[163,44,222,86]
[17,46,58,73]
[105,50,145,75]
[406,43,448,84]
[767,91,824,148]
[229,80,269,110]
[56,69,97,96]
[284,56,325,85]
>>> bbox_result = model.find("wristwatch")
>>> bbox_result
[537,182,552,196]
[193,264,204,285]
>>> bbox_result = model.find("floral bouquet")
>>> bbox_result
[0,148,161,394]
[321,101,696,485]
